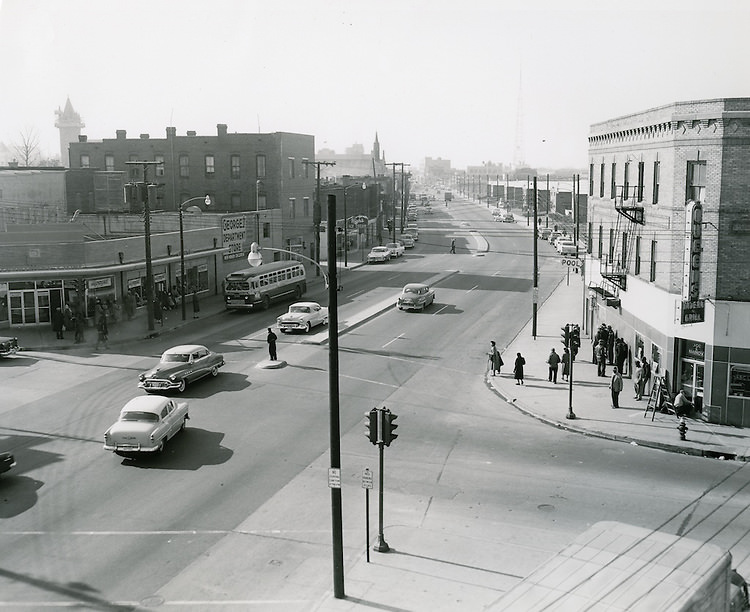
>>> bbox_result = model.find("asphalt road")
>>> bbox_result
[1,199,749,609]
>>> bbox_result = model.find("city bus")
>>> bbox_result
[224,260,307,311]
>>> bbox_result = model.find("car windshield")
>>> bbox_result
[121,411,160,422]
[163,353,189,363]
[404,287,423,294]
[290,306,310,313]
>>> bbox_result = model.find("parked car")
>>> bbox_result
[368,246,392,263]
[397,283,436,312]
[502,214,516,223]
[0,336,19,357]
[138,344,224,393]
[386,242,405,258]
[558,241,578,256]
[538,227,553,240]
[552,233,571,249]
[491,208,503,220]
[104,395,189,456]
[277,301,328,333]
[547,231,563,245]
[403,227,419,241]
[0,451,16,476]
[398,234,415,248]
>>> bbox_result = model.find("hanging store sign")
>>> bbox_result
[681,299,705,324]
[88,277,113,290]
[222,215,247,261]
[682,201,702,301]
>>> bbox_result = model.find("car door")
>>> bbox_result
[192,349,209,379]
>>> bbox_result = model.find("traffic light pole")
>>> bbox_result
[567,326,577,420]
[375,439,389,552]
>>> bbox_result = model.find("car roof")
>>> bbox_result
[164,344,207,354]
[402,283,429,291]
[372,246,389,250]
[290,301,320,308]
[121,395,171,414]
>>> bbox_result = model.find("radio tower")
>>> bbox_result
[513,65,525,169]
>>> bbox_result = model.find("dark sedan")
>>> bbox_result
[138,344,224,393]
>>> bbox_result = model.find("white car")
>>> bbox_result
[403,227,419,241]
[104,395,189,456]
[386,242,405,258]
[558,241,578,256]
[368,246,391,263]
[396,283,436,312]
[398,234,415,248]
[277,301,329,333]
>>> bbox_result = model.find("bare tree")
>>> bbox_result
[12,127,40,166]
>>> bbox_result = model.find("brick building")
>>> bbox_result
[585,98,750,426]
[68,125,316,261]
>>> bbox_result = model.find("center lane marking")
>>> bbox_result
[382,333,405,349]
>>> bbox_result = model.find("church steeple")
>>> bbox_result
[55,97,85,167]
[372,132,380,161]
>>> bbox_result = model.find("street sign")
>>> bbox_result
[561,257,584,267]
[328,467,341,488]
[362,467,373,489]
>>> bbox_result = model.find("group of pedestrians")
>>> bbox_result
[487,340,525,385]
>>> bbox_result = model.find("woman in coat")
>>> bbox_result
[487,341,503,376]
[513,352,526,385]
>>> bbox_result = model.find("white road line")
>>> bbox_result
[382,333,404,348]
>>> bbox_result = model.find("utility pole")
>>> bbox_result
[303,160,335,276]
[532,176,538,339]
[385,163,405,243]
[125,160,160,333]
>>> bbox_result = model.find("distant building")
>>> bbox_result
[585,98,750,426]
[316,133,387,180]
[424,157,452,185]
[54,98,85,167]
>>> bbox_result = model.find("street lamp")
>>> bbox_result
[255,180,263,243]
[179,195,211,321]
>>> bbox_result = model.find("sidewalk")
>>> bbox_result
[487,270,750,462]
[8,293,233,353]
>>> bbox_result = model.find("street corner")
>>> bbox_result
[257,359,287,369]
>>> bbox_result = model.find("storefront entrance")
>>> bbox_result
[9,288,62,325]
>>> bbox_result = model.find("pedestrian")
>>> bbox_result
[513,352,526,385]
[63,303,74,331]
[641,357,652,396]
[96,312,109,350]
[154,298,163,326]
[595,339,608,377]
[487,340,503,376]
[633,360,644,400]
[546,347,561,383]
[266,327,278,361]
[606,326,615,365]
[561,347,570,381]
[192,291,200,319]
[610,366,623,408]
[450,238,456,254]
[52,307,65,339]
[614,338,627,376]
[74,311,85,344]
[673,389,692,417]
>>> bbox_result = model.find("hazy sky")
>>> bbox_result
[1,0,748,170]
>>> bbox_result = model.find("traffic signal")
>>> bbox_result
[570,325,580,357]
[386,219,393,232]
[561,324,570,348]
[123,183,138,205]
[383,410,398,447]
[364,408,379,445]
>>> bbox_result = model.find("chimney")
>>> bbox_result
[166,126,177,138]
[116,130,127,140]
[217,124,228,137]
[187,130,196,136]
[78,135,88,142]
[139,133,149,139]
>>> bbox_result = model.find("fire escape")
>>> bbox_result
[597,185,645,305]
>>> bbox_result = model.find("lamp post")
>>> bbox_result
[179,195,211,321]
[255,179,263,243]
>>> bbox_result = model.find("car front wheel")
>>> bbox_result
[177,379,187,393]
[305,321,311,333]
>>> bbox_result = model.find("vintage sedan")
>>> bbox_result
[138,344,224,393]
[0,336,19,357]
[367,246,392,264]
[0,451,16,476]
[277,301,328,333]
[502,214,516,223]
[398,234,415,248]
[386,242,405,258]
[104,395,189,456]
[396,283,436,312]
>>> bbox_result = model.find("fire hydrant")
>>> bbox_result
[677,417,688,441]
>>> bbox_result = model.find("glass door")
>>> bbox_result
[9,291,37,325]
[680,359,704,414]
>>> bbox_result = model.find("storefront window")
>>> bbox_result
[728,365,750,398]
[651,343,662,377]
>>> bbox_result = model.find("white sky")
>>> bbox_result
[1,0,748,170]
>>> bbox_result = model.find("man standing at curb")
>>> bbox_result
[595,339,608,377]
[610,366,623,408]
[547,347,561,384]
[266,327,278,361]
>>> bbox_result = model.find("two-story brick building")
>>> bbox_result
[585,98,750,426]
